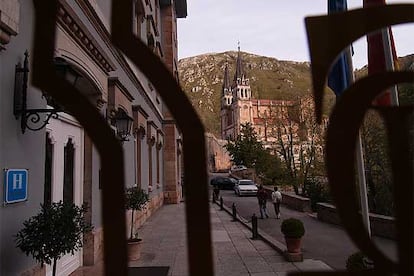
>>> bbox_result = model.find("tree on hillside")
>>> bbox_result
[265,96,326,194]
[224,123,263,167]
[224,123,281,183]
[255,148,282,185]
[361,110,394,216]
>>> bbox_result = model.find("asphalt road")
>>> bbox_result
[209,173,397,270]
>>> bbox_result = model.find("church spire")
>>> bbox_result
[234,41,245,81]
[222,62,230,93]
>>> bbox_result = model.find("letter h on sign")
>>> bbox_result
[5,169,28,204]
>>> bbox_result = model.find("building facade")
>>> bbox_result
[220,46,327,172]
[0,0,186,275]
[220,46,295,145]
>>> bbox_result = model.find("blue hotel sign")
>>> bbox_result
[4,169,28,204]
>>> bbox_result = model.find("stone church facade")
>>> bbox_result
[220,46,294,146]
[220,46,327,173]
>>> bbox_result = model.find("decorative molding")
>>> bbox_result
[96,98,106,109]
[148,136,156,146]
[108,77,135,102]
[57,2,115,74]
[163,119,176,125]
[146,14,159,37]
[156,41,163,57]
[0,0,20,49]
[135,124,146,140]
[75,0,164,123]
[156,141,163,150]
[132,105,149,119]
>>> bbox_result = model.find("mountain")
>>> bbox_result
[178,51,314,136]
[178,52,413,136]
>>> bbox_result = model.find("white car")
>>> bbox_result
[234,179,258,196]
[230,165,247,173]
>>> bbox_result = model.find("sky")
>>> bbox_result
[177,0,413,69]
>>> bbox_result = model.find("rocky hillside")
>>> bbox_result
[178,51,413,136]
[178,51,314,136]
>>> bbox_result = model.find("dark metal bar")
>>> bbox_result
[251,214,258,239]
[232,203,237,221]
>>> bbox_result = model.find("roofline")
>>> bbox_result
[175,0,187,18]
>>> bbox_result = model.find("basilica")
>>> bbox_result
[220,46,295,145]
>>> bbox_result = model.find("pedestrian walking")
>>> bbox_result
[257,185,269,219]
[213,184,220,201]
[271,186,282,219]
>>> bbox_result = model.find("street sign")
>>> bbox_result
[4,169,28,204]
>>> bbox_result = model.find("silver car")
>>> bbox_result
[234,179,258,196]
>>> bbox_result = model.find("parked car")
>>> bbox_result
[210,176,238,190]
[229,165,247,173]
[234,179,258,196]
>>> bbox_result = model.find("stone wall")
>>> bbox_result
[206,133,231,172]
[317,202,396,239]
[280,192,312,213]
[261,187,312,213]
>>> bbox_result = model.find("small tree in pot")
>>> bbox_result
[125,186,149,260]
[15,201,92,276]
[346,251,374,272]
[281,217,305,254]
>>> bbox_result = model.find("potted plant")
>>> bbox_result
[346,251,374,272]
[281,217,305,254]
[15,201,92,276]
[125,186,149,261]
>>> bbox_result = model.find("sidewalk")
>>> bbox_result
[130,202,333,275]
[71,202,333,275]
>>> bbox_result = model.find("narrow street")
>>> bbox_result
[210,174,398,270]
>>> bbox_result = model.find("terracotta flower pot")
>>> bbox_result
[285,237,302,253]
[127,238,142,261]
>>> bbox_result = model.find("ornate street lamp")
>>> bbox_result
[13,53,78,133]
[113,109,134,142]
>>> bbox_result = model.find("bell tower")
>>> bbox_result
[220,62,234,139]
[232,43,253,137]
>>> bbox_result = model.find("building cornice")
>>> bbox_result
[108,77,135,102]
[0,0,19,50]
[132,105,149,119]
[74,0,164,123]
[146,14,159,37]
[174,0,187,18]
[57,2,115,74]
[147,120,159,129]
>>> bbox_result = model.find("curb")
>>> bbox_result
[213,200,287,254]
[213,199,334,269]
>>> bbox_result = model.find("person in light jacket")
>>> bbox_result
[271,186,282,219]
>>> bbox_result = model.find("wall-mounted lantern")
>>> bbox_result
[113,109,134,142]
[13,52,74,133]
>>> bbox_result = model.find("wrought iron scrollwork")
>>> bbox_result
[23,109,59,132]
[14,51,62,133]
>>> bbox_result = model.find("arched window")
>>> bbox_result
[63,138,75,204]
[44,132,53,205]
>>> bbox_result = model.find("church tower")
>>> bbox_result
[231,43,253,137]
[220,43,253,140]
[220,62,234,139]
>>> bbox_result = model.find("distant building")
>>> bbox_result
[220,45,294,146]
[220,45,327,170]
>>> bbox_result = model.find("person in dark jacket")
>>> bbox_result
[213,184,220,201]
[257,185,269,219]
